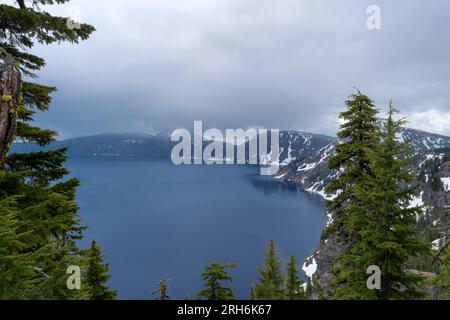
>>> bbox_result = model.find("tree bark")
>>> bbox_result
[17,0,27,9]
[0,50,21,167]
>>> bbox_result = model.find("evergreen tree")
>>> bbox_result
[152,280,170,300]
[322,90,380,297]
[197,262,235,300]
[254,239,284,299]
[0,197,38,299]
[334,103,430,299]
[434,227,449,300]
[86,240,117,300]
[325,91,380,237]
[435,246,450,299]
[285,255,306,300]
[0,1,105,299]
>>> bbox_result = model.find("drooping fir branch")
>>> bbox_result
[0,0,94,163]
[0,4,95,48]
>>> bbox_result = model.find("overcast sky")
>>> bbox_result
[8,0,450,138]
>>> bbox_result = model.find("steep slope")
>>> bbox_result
[275,129,450,298]
[276,129,450,199]
[403,129,450,151]
[276,131,335,166]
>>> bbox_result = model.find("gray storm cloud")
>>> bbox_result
[13,0,450,138]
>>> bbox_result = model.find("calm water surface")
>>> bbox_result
[68,159,327,299]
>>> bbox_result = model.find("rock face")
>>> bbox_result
[308,233,348,298]
[284,141,339,200]
[275,129,450,299]
[276,131,335,166]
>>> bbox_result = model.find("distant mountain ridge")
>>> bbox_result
[12,132,173,159]
[274,128,450,200]
[11,130,336,164]
[12,128,450,168]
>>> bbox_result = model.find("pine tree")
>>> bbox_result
[254,239,284,299]
[285,255,306,300]
[197,262,235,300]
[0,1,100,298]
[86,240,117,300]
[325,90,380,237]
[152,280,170,300]
[322,91,380,297]
[334,103,430,299]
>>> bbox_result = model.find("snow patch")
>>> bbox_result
[297,162,316,172]
[408,191,424,208]
[441,177,450,191]
[273,172,287,179]
[282,142,295,165]
[432,238,444,251]
[306,183,338,201]
[326,212,334,227]
[302,257,317,279]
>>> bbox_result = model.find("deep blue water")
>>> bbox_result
[68,159,327,300]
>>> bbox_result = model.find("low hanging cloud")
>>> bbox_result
[6,0,450,138]
[407,109,450,136]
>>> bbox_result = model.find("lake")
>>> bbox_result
[68,159,327,299]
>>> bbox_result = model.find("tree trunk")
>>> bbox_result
[0,50,21,167]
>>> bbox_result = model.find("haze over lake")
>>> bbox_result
[69,159,327,299]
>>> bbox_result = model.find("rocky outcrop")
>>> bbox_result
[307,232,348,299]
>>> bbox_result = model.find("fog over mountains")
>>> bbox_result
[11,128,450,165]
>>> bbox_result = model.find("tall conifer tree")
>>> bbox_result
[334,103,430,299]
[325,91,380,237]
[322,91,380,297]
[86,240,117,300]
[0,1,114,299]
[285,255,306,300]
[197,262,235,300]
[254,239,284,299]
